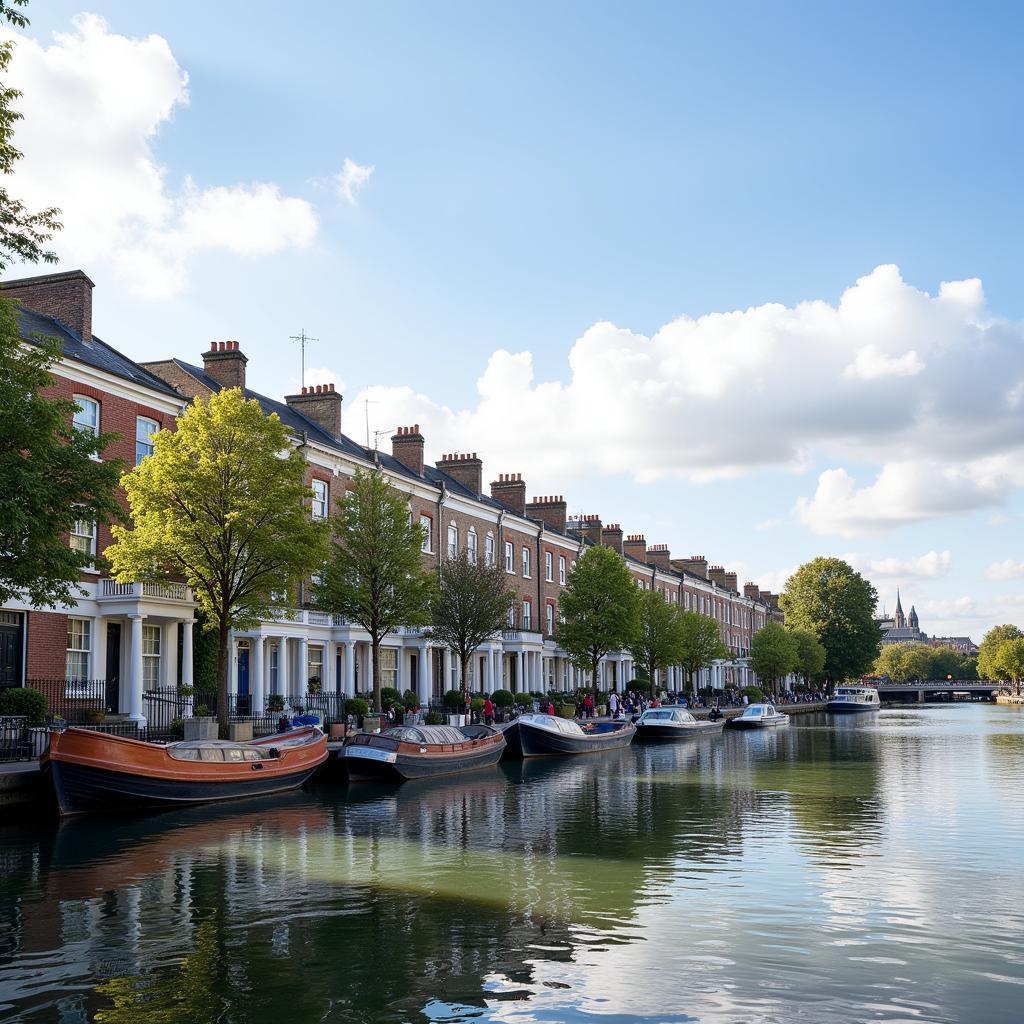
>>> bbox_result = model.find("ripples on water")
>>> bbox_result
[1,705,1023,1023]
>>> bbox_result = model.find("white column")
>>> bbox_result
[516,651,524,693]
[181,619,194,689]
[418,645,430,706]
[162,622,177,689]
[128,614,145,724]
[279,638,290,697]
[252,636,265,714]
[323,642,334,693]
[443,647,452,693]
[297,637,309,696]
[485,647,494,694]
[344,641,356,698]
[228,636,238,695]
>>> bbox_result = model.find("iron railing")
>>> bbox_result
[25,678,114,723]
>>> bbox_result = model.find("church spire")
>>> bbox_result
[895,588,905,628]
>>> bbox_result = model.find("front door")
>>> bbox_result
[0,611,22,687]
[105,622,121,713]
[237,643,250,715]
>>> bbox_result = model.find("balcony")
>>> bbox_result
[98,580,193,603]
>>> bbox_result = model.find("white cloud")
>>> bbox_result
[848,550,953,580]
[334,158,374,205]
[4,15,317,297]
[843,343,925,380]
[754,517,783,532]
[985,559,1024,581]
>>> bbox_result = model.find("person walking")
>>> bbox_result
[609,691,619,718]
[483,697,494,726]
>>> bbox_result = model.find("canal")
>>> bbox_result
[1,704,1022,1023]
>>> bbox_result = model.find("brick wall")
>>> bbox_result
[0,270,93,341]
[26,611,68,678]
[139,360,213,400]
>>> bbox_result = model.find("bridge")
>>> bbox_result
[874,681,1000,703]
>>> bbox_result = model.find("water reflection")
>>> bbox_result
[0,706,1022,1023]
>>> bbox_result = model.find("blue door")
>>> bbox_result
[237,645,250,714]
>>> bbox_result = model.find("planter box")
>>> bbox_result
[446,713,466,727]
[329,723,346,740]
[364,715,383,733]
[228,721,253,742]
[597,705,607,717]
[183,717,218,741]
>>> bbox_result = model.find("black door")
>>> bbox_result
[106,623,121,713]
[0,611,22,687]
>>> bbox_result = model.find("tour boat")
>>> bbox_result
[343,723,506,782]
[634,706,725,741]
[502,714,635,758]
[724,703,790,730]
[43,725,328,816]
[826,686,881,713]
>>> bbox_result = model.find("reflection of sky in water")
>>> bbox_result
[0,706,1022,1023]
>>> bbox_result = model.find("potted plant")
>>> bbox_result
[443,689,466,726]
[184,704,218,741]
[307,675,322,695]
[85,708,106,725]
[267,693,285,714]
[469,697,485,722]
[491,688,514,722]
[345,697,369,730]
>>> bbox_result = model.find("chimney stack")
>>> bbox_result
[567,514,603,547]
[744,582,761,601]
[438,452,483,496]
[623,534,647,563]
[708,565,728,588]
[490,472,526,514]
[601,523,624,554]
[673,555,709,580]
[0,269,94,343]
[647,543,671,571]
[285,380,343,437]
[203,339,249,391]
[391,424,425,475]
[724,571,738,592]
[526,495,568,533]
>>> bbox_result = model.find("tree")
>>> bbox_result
[0,302,122,606]
[995,637,1024,693]
[977,624,1022,682]
[674,611,726,699]
[428,551,514,698]
[790,628,826,687]
[554,545,640,699]
[628,590,685,691]
[107,389,328,735]
[315,469,435,713]
[750,621,799,698]
[780,558,881,683]
[902,643,935,682]
[873,644,909,682]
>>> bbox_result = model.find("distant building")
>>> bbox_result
[877,589,977,655]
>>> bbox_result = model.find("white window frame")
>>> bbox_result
[505,541,514,574]
[447,524,458,559]
[308,645,324,687]
[559,556,566,586]
[142,624,162,688]
[135,416,159,465]
[467,527,478,564]
[522,600,531,630]
[420,515,432,553]
[545,551,553,582]
[380,647,398,688]
[522,547,531,579]
[546,603,554,635]
[72,395,99,437]
[70,519,97,565]
[508,604,516,628]
[485,533,495,567]
[65,618,92,687]
[311,479,328,520]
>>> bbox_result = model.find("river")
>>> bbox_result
[1,704,1022,1023]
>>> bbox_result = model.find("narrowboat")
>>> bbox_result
[634,706,725,741]
[724,703,790,730]
[343,723,506,782]
[503,713,635,758]
[43,725,328,816]
[825,686,881,713]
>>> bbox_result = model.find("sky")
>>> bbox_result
[5,1,1024,642]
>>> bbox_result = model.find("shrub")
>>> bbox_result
[443,689,466,709]
[345,698,369,718]
[424,711,443,725]
[491,688,515,708]
[194,703,211,718]
[470,697,485,714]
[403,689,420,710]
[741,686,765,703]
[628,678,652,695]
[169,718,185,740]
[380,686,403,706]
[266,693,285,713]
[307,676,322,694]
[556,703,576,719]
[0,687,48,726]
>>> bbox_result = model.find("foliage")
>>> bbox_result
[428,550,513,695]
[873,643,909,682]
[443,689,466,709]
[193,703,210,718]
[0,685,46,724]
[424,711,443,725]
[995,637,1024,686]
[874,643,980,683]
[0,303,123,606]
[380,686,403,711]
[492,688,514,708]
[190,607,219,692]
[780,557,881,682]
[790,628,826,684]
[315,469,434,713]
[556,704,576,719]
[553,545,640,698]
[470,697,485,714]
[169,718,185,740]
[345,697,369,717]
[627,677,653,694]
[402,688,420,710]
[676,611,727,696]
[107,389,328,735]
[977,624,1022,681]
[628,590,685,688]
[750,621,799,692]
[741,686,765,703]
[266,693,285,713]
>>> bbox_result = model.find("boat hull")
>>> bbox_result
[504,720,635,758]
[344,738,505,782]
[725,717,788,730]
[825,702,879,714]
[634,721,724,741]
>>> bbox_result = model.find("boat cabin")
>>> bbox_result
[738,703,778,719]
[638,709,698,725]
[168,740,277,762]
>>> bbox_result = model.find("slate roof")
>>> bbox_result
[18,307,182,399]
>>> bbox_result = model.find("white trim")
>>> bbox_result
[53,359,185,417]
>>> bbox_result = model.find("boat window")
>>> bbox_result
[225,748,245,762]
[243,748,262,761]
[200,748,224,761]
[645,711,673,720]
[674,711,696,723]
[169,747,200,761]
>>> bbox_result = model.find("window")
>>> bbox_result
[66,618,91,682]
[420,515,432,553]
[135,417,159,465]
[508,604,516,628]
[308,646,324,686]
[447,524,458,559]
[522,547,531,578]
[380,647,397,688]
[72,396,99,436]
[505,541,514,573]
[142,624,161,688]
[546,603,554,635]
[467,527,478,564]
[485,533,495,566]
[70,520,97,564]
[522,600,531,630]
[545,551,553,582]
[311,479,328,520]
[559,556,566,585]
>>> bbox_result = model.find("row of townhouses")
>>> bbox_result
[0,270,784,723]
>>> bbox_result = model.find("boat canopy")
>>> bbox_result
[518,714,585,736]
[739,704,776,717]
[640,709,697,724]
[380,725,468,745]
[168,740,273,762]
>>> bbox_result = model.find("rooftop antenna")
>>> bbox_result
[289,328,319,389]
[363,397,376,448]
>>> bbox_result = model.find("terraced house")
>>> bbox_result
[2,269,783,725]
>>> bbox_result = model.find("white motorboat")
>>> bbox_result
[826,686,881,714]
[634,707,724,741]
[725,703,790,729]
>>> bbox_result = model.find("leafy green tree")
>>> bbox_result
[554,545,640,699]
[315,469,435,712]
[977,624,1022,681]
[873,643,909,682]
[902,643,935,682]
[995,637,1024,693]
[428,551,513,697]
[676,611,727,699]
[0,302,122,606]
[107,389,328,735]
[628,590,684,691]
[780,557,881,682]
[750,620,799,698]
[790,628,826,687]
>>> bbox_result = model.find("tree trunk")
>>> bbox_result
[591,652,600,701]
[371,639,381,712]
[216,620,229,739]
[460,653,470,703]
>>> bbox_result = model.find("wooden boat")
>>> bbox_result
[503,713,635,758]
[43,725,328,816]
[634,706,725,741]
[343,723,506,782]
[725,703,789,730]
[826,686,881,713]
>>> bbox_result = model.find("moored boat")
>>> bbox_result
[503,713,635,758]
[43,725,328,816]
[724,703,790,730]
[344,723,506,782]
[826,686,881,713]
[634,707,724,741]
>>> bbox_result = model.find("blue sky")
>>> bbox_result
[8,2,1024,640]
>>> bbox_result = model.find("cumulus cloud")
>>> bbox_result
[846,550,952,580]
[985,559,1024,581]
[334,158,374,205]
[4,15,317,297]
